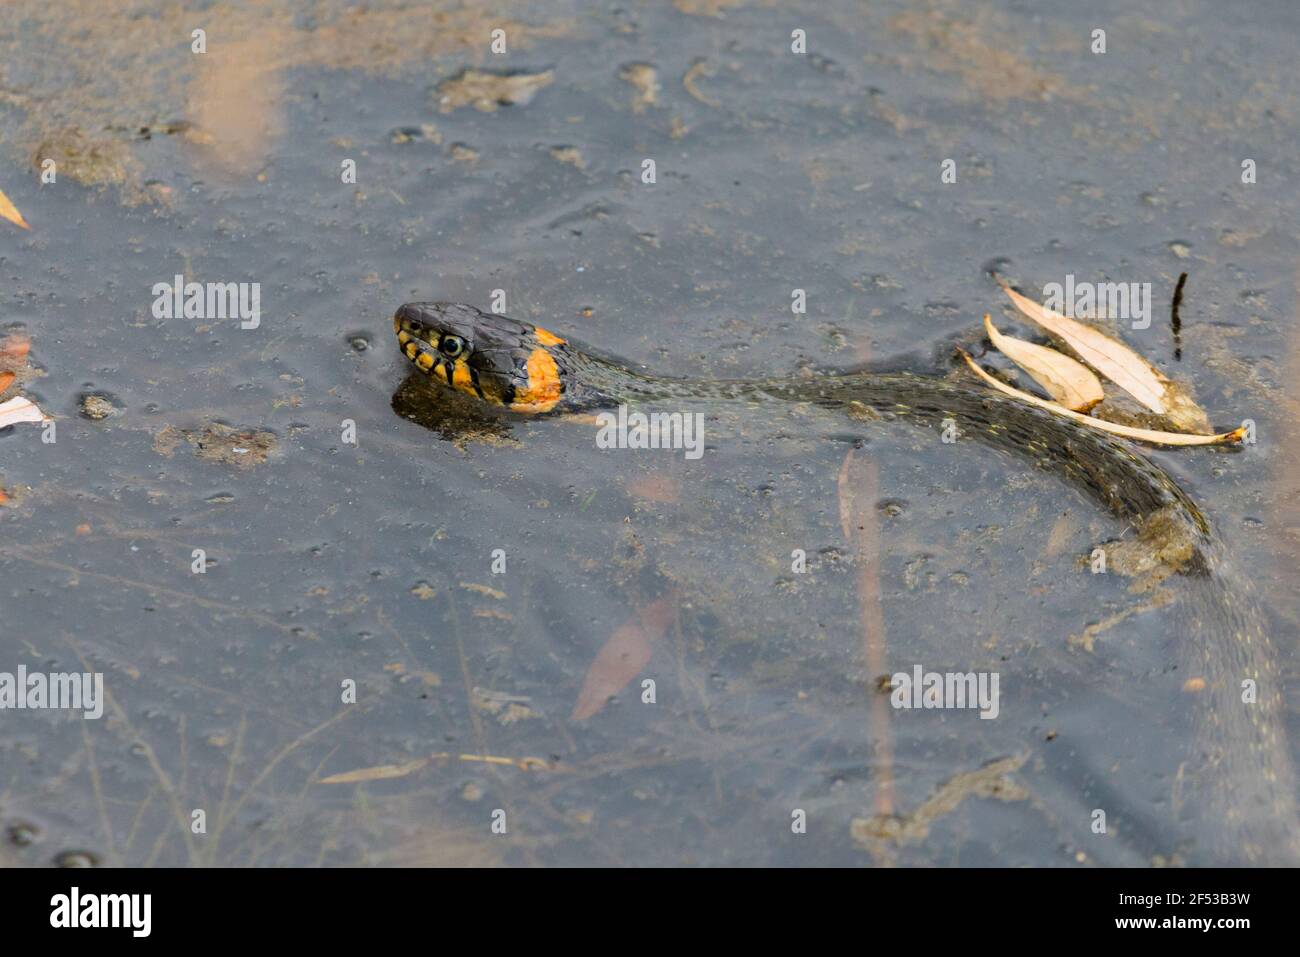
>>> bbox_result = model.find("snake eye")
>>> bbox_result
[439,335,466,358]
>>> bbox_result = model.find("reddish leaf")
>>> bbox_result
[0,335,31,360]
[571,592,678,721]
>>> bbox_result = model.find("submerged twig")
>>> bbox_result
[1171,271,1188,361]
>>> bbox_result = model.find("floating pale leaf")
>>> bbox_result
[997,277,1211,432]
[959,351,1243,447]
[983,313,1104,412]
[0,188,30,230]
[0,395,45,428]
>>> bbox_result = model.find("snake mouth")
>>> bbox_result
[393,310,439,369]
[393,304,436,342]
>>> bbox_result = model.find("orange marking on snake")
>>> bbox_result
[510,348,563,413]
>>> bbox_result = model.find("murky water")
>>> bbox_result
[1,0,1297,866]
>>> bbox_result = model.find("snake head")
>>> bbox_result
[393,302,568,413]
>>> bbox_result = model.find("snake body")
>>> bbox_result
[394,301,1297,863]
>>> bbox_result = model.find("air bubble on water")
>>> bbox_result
[54,850,100,868]
[7,822,40,846]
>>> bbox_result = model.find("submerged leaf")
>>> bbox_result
[997,278,1211,432]
[983,313,1103,411]
[319,758,430,784]
[1,334,31,359]
[0,188,30,230]
[959,351,1243,447]
[570,591,678,721]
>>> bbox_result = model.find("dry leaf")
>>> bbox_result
[320,751,551,783]
[570,591,678,721]
[0,372,15,394]
[959,351,1243,447]
[319,758,430,784]
[0,335,30,359]
[983,313,1104,412]
[0,395,45,428]
[998,278,1211,432]
[0,188,30,230]
[433,752,551,771]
